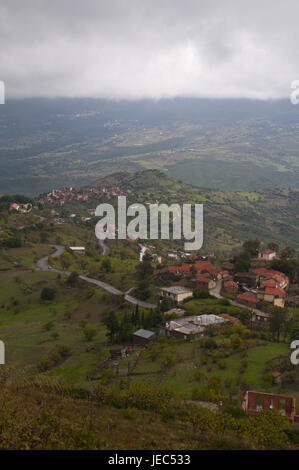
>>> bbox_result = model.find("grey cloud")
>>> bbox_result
[0,0,298,100]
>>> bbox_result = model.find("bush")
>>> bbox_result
[284,427,299,444]
[42,321,54,331]
[37,346,70,371]
[83,326,97,342]
[200,338,218,350]
[122,407,137,421]
[231,335,243,350]
[102,383,173,412]
[67,271,79,285]
[193,288,210,299]
[101,368,114,385]
[193,369,204,382]
[40,287,56,301]
[222,405,247,419]
[50,332,59,341]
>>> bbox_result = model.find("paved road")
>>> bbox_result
[124,292,156,309]
[210,279,223,299]
[139,244,147,262]
[210,279,271,319]
[36,245,69,275]
[99,239,110,256]
[79,274,123,296]
[37,245,156,309]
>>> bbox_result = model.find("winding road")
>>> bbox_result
[38,248,268,317]
[37,244,156,309]
[210,280,271,319]
[99,239,110,256]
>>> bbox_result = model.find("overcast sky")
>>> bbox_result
[0,0,298,100]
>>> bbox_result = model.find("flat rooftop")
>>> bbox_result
[160,286,192,294]
[133,329,155,339]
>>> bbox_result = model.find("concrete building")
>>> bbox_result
[258,249,276,261]
[69,246,86,255]
[158,314,228,340]
[133,329,155,345]
[160,286,193,304]
[223,280,238,294]
[196,275,216,291]
[257,286,286,308]
[237,292,258,308]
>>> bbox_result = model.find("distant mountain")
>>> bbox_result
[0,98,298,195]
[92,170,299,252]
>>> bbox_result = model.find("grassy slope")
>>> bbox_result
[91,170,299,251]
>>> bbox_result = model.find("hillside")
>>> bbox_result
[91,170,299,252]
[0,180,299,450]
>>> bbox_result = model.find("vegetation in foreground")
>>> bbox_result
[0,369,299,450]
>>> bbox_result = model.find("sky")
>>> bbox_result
[0,0,298,100]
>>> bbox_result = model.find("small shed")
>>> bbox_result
[133,329,155,346]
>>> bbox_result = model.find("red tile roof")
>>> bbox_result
[237,292,258,304]
[265,287,286,297]
[219,313,239,324]
[196,275,212,284]
[224,280,238,289]
[259,249,276,255]
[194,261,218,277]
[168,265,191,275]
[223,264,235,270]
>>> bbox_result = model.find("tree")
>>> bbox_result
[119,312,134,342]
[268,242,279,252]
[67,271,79,286]
[234,252,251,272]
[230,335,243,349]
[280,247,296,260]
[40,287,56,301]
[201,338,218,349]
[242,238,261,257]
[143,251,153,262]
[269,307,288,342]
[290,322,299,342]
[79,257,88,270]
[2,234,22,248]
[101,258,112,273]
[136,260,154,280]
[83,326,97,342]
[61,252,72,270]
[102,311,119,343]
[160,297,174,312]
[271,258,298,283]
[137,280,151,300]
[194,288,210,299]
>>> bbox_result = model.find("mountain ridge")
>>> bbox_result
[90,170,299,252]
